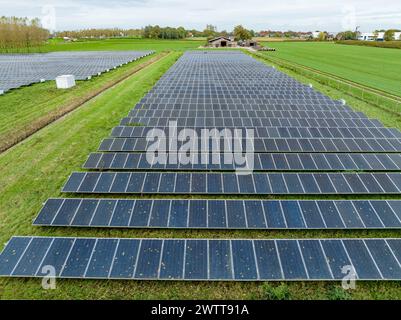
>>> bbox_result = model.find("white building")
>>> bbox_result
[312,31,321,39]
[358,31,401,41]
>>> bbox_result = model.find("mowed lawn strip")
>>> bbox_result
[0,52,168,153]
[0,50,401,299]
[260,41,401,97]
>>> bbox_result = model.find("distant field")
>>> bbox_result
[19,38,204,53]
[260,41,401,97]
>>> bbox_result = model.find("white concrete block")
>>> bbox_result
[0,90,4,95]
[56,75,76,89]
[40,79,46,83]
[309,84,313,88]
[340,99,346,105]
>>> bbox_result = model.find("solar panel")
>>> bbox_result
[33,199,401,229]
[83,152,401,171]
[1,237,400,280]
[62,172,401,194]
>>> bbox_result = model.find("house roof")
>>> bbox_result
[208,36,232,43]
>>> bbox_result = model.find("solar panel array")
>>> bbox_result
[1,51,401,282]
[0,51,154,93]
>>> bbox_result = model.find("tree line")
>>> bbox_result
[56,28,142,39]
[0,16,49,52]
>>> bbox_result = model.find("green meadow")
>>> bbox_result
[260,41,401,97]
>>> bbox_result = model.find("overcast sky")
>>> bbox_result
[1,0,400,32]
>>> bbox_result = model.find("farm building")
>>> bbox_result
[238,39,258,47]
[358,32,401,41]
[208,36,236,48]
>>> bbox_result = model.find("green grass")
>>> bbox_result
[259,41,401,97]
[12,38,204,53]
[0,49,401,299]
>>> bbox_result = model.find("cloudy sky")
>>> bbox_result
[1,0,400,32]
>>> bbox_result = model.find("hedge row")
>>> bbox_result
[335,40,401,49]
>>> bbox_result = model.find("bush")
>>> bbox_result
[335,40,401,49]
[327,286,352,300]
[261,283,291,300]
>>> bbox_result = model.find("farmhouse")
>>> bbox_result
[208,36,236,48]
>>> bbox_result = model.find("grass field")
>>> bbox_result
[13,38,204,53]
[259,41,401,97]
[1,46,401,299]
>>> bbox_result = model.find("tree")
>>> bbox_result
[384,29,395,41]
[149,25,161,39]
[203,24,217,38]
[318,31,327,41]
[0,16,49,52]
[233,25,252,41]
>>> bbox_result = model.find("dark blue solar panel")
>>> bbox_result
[209,240,232,280]
[135,239,162,279]
[276,240,308,279]
[85,239,118,278]
[159,240,184,280]
[231,240,257,280]
[184,240,207,280]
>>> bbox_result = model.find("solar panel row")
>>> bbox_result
[120,117,382,127]
[62,172,401,195]
[99,137,401,153]
[111,126,401,139]
[128,109,366,119]
[34,199,401,229]
[130,103,350,111]
[83,152,401,171]
[1,237,401,280]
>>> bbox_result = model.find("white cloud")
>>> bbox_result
[0,0,400,31]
